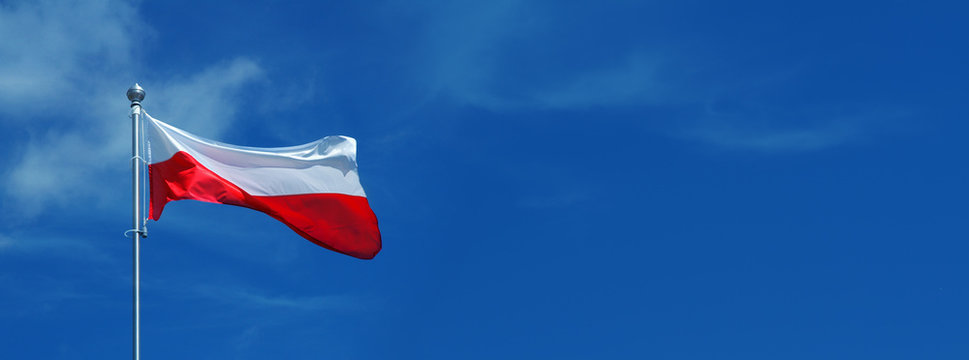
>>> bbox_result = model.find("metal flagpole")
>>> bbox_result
[127,83,145,360]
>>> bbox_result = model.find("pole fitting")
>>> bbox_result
[127,83,146,106]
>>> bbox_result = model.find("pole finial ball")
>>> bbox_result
[127,83,145,103]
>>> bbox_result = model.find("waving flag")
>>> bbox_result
[144,113,381,259]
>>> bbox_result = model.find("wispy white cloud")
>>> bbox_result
[407,1,670,111]
[0,231,116,264]
[4,59,263,217]
[679,104,902,152]
[139,281,374,349]
[143,280,374,315]
[144,277,371,313]
[0,271,112,318]
[530,54,667,109]
[0,234,12,250]
[192,284,369,312]
[0,0,141,115]
[405,1,879,152]
[147,58,265,136]
[412,0,539,109]
[233,326,261,352]
[0,0,264,218]
[687,123,856,152]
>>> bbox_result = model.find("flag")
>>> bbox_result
[143,113,381,259]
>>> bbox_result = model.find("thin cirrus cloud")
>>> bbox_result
[0,0,264,218]
[0,0,139,113]
[406,0,669,110]
[687,123,858,152]
[154,281,373,312]
[0,231,112,263]
[406,0,873,152]
[206,288,367,312]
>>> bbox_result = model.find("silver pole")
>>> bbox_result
[127,83,145,360]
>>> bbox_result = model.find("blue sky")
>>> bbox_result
[1,0,967,358]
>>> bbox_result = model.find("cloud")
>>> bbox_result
[188,283,371,312]
[0,0,141,115]
[403,1,879,152]
[0,270,110,318]
[0,1,264,218]
[4,60,263,217]
[411,0,542,109]
[0,231,113,262]
[530,54,667,109]
[0,234,12,250]
[147,58,265,136]
[679,104,900,152]
[234,326,261,352]
[407,1,670,111]
[687,124,856,152]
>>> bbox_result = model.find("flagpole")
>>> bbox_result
[127,83,145,360]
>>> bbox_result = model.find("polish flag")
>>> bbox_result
[144,113,381,259]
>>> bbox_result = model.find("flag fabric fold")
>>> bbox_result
[144,113,381,259]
